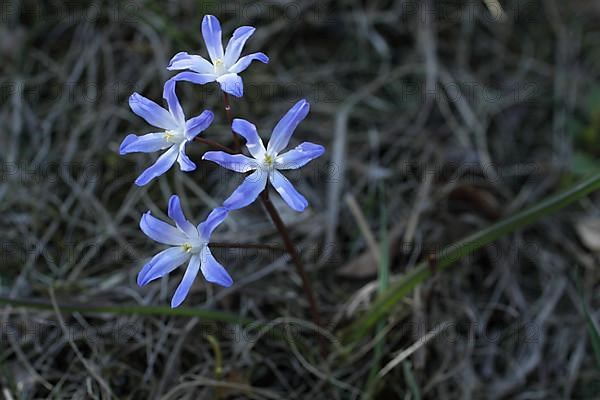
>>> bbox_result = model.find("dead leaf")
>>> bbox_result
[337,225,404,279]
[337,252,378,279]
[575,218,600,252]
[448,184,502,220]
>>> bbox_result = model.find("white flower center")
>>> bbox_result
[260,153,276,172]
[213,59,226,75]
[181,238,206,254]
[264,154,273,166]
[164,129,185,144]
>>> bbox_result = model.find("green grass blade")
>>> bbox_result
[584,301,600,369]
[0,296,250,324]
[343,172,600,343]
[576,271,600,369]
[402,361,422,400]
[362,188,391,398]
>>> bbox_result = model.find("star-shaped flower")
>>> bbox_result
[167,15,269,98]
[120,80,214,186]
[203,99,325,212]
[137,195,233,308]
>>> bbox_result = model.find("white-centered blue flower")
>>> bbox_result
[167,15,269,98]
[137,195,233,308]
[203,99,325,212]
[120,80,214,186]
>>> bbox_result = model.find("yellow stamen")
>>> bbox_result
[182,243,193,252]
[164,130,175,142]
[264,154,273,166]
[214,59,226,75]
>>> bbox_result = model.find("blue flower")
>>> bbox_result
[203,99,325,212]
[167,15,269,98]
[120,80,214,186]
[137,195,233,307]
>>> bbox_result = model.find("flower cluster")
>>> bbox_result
[120,15,325,307]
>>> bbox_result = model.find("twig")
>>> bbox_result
[209,242,285,252]
[194,136,235,154]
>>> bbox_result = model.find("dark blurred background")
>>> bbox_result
[2,0,600,398]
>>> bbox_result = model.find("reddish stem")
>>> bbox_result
[194,137,235,154]
[209,242,284,252]
[217,95,326,354]
[259,189,326,355]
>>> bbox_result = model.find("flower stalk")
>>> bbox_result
[259,189,325,333]
[194,136,235,154]
[218,96,326,347]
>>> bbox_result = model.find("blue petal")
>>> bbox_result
[202,151,257,173]
[134,146,179,186]
[275,142,325,170]
[198,207,229,240]
[202,15,224,63]
[269,170,308,212]
[185,110,214,140]
[176,143,196,172]
[200,247,233,287]
[171,254,201,307]
[163,80,185,127]
[138,247,190,286]
[223,169,268,210]
[224,26,255,67]
[167,194,197,237]
[267,99,310,155]
[140,211,188,245]
[170,72,217,86]
[228,52,269,74]
[167,51,214,74]
[216,73,243,97]
[119,133,169,155]
[129,92,177,130]
[231,119,266,159]
[137,260,154,286]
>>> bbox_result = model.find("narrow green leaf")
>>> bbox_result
[0,296,250,325]
[577,271,600,369]
[362,186,391,398]
[584,303,600,369]
[403,361,422,400]
[343,172,600,343]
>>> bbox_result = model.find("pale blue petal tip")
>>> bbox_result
[221,274,233,287]
[137,262,153,286]
[119,134,137,155]
[212,269,233,287]
[134,176,148,186]
[167,195,179,217]
[134,172,153,186]
[257,53,269,64]
[171,297,183,308]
